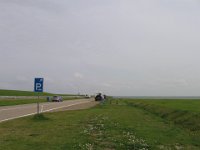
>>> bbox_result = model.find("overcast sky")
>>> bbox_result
[0,0,200,96]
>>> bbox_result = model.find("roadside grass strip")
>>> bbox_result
[126,100,200,132]
[76,115,149,150]
[0,97,83,106]
[0,99,200,149]
[0,89,78,97]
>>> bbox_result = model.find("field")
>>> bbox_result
[0,89,54,96]
[0,98,200,149]
[0,89,83,106]
[0,97,82,106]
[0,89,78,96]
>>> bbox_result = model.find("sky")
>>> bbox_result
[0,0,200,96]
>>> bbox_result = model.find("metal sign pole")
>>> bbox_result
[34,78,44,114]
[37,102,40,114]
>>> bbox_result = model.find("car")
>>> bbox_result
[85,94,91,99]
[52,96,63,102]
[95,93,104,101]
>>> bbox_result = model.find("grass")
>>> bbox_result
[0,99,46,106]
[125,99,200,112]
[0,89,78,96]
[124,99,200,131]
[0,99,200,149]
[0,89,83,106]
[0,97,83,106]
[0,89,54,96]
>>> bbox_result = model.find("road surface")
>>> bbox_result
[0,99,96,123]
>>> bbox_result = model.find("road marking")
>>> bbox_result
[0,102,53,111]
[0,100,85,112]
[41,105,44,113]
[0,112,36,123]
[0,101,91,123]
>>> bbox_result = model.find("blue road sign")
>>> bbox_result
[34,78,44,92]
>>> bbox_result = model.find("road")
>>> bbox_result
[0,99,95,123]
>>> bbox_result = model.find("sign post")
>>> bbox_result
[34,78,44,93]
[34,78,44,114]
[37,102,40,114]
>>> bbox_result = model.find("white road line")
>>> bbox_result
[0,101,90,123]
[0,112,36,123]
[0,100,85,112]
[41,105,44,113]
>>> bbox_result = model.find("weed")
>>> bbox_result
[32,114,49,121]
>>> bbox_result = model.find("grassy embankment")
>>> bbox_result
[0,89,82,106]
[0,89,53,96]
[0,89,78,96]
[125,99,200,132]
[0,98,200,149]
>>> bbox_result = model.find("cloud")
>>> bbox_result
[0,0,200,96]
[16,76,29,82]
[101,83,112,88]
[74,72,84,79]
[149,79,189,87]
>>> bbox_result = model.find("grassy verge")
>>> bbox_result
[0,97,83,106]
[0,89,78,96]
[0,99,200,149]
[0,89,54,96]
[124,99,200,132]
[0,99,46,106]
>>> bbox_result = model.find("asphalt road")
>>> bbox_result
[0,99,94,123]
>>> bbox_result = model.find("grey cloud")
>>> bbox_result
[0,0,200,96]
[0,0,62,13]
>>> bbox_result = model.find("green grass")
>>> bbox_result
[0,89,78,96]
[0,97,83,106]
[126,99,200,112]
[0,89,53,96]
[0,99,200,149]
[0,99,46,106]
[124,99,200,132]
[0,89,83,106]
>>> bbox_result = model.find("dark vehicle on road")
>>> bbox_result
[52,96,63,102]
[95,93,105,101]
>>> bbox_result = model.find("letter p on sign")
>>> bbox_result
[34,78,44,92]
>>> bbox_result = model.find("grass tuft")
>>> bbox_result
[32,114,50,121]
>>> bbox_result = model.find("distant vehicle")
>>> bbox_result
[95,93,104,101]
[52,96,63,102]
[85,94,91,99]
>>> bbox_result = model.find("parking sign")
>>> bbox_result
[34,78,44,92]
